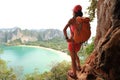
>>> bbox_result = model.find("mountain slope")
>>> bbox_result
[0,27,64,44]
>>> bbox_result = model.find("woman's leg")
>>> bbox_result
[76,53,80,66]
[68,42,78,78]
[75,44,82,70]
[76,53,81,70]
[69,51,77,77]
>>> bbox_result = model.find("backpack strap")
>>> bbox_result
[76,22,82,35]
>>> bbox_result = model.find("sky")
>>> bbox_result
[0,0,97,36]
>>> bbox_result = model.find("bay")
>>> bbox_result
[0,45,70,74]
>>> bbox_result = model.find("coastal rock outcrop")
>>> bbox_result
[0,27,64,43]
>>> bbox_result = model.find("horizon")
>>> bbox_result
[0,26,63,30]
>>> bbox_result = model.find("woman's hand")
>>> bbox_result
[66,37,74,42]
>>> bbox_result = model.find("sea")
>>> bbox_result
[0,45,70,74]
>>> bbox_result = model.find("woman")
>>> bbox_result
[63,5,83,79]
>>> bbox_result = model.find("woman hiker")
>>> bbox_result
[63,5,83,79]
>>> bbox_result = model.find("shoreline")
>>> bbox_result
[18,45,71,61]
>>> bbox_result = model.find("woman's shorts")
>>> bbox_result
[68,42,81,53]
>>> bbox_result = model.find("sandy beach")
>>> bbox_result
[18,45,71,61]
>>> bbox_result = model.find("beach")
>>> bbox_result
[18,45,71,61]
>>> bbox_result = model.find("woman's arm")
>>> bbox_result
[63,22,70,40]
[63,19,74,42]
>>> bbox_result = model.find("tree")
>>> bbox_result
[87,0,97,21]
[25,61,70,80]
[0,59,16,80]
[0,47,17,80]
[49,61,70,80]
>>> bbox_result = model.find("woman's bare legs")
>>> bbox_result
[76,53,81,70]
[69,51,77,77]
[76,45,82,70]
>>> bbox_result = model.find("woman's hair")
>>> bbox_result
[74,10,83,17]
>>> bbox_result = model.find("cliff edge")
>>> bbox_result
[68,0,120,79]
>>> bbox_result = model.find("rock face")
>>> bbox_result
[68,0,120,80]
[95,0,120,79]
[0,27,64,43]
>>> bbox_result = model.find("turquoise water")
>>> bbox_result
[0,46,70,74]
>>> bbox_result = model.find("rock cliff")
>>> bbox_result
[0,27,64,44]
[68,0,120,80]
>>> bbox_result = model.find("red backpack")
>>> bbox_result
[73,16,91,43]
